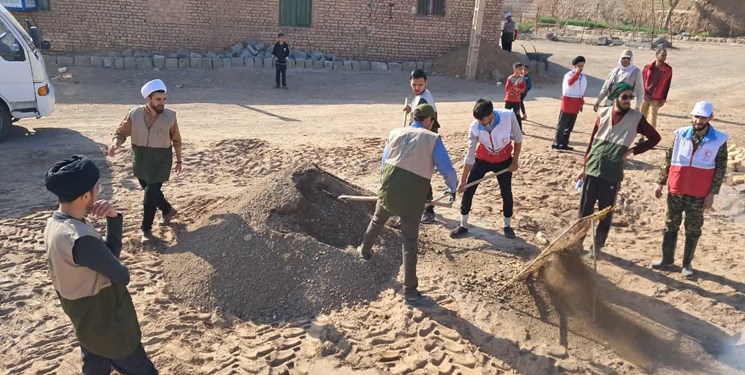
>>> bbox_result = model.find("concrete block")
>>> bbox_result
[244,57,255,68]
[416,61,424,69]
[124,57,137,69]
[201,57,213,69]
[136,57,153,70]
[371,61,388,71]
[353,60,371,71]
[323,60,333,69]
[178,58,189,69]
[74,56,92,67]
[402,61,416,72]
[343,60,353,70]
[285,58,295,69]
[231,57,244,67]
[313,59,324,69]
[295,59,305,68]
[264,57,273,68]
[190,57,201,68]
[388,62,402,71]
[90,56,104,68]
[424,61,433,71]
[165,58,179,70]
[103,57,114,69]
[114,57,124,69]
[332,61,343,70]
[153,55,166,69]
[303,59,313,69]
[56,56,74,66]
[212,58,223,69]
[222,58,231,68]
[254,57,263,68]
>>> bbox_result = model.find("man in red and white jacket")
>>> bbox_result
[651,101,728,279]
[451,99,522,239]
[641,47,673,130]
[552,56,587,151]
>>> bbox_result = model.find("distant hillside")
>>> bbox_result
[502,0,745,37]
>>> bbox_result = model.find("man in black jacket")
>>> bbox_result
[272,33,290,89]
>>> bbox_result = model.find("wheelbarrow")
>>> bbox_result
[521,44,552,71]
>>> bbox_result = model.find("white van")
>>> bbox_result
[0,5,54,141]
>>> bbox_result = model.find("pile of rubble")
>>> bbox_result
[728,143,745,186]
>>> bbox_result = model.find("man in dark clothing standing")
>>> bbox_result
[272,33,290,89]
[579,82,661,255]
[43,155,158,375]
[501,13,517,52]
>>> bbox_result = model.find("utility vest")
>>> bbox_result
[668,125,728,198]
[129,106,176,183]
[45,215,111,300]
[384,126,438,181]
[473,110,514,164]
[584,107,642,183]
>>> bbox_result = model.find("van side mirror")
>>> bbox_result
[27,26,43,49]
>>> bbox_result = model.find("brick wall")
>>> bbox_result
[10,0,503,61]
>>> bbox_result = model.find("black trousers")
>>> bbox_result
[505,101,523,132]
[520,92,527,115]
[138,179,172,232]
[501,32,513,52]
[275,63,287,87]
[553,111,578,147]
[460,158,513,218]
[579,175,619,249]
[81,344,158,375]
[425,185,434,214]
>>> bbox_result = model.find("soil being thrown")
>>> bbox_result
[163,163,402,321]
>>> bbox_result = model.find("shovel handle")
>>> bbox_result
[337,195,452,208]
[460,168,510,190]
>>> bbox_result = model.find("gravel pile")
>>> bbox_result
[163,164,402,321]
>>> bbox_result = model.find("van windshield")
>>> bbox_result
[0,6,34,48]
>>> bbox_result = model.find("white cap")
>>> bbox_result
[690,101,714,117]
[621,49,633,58]
[505,12,512,18]
[141,79,167,99]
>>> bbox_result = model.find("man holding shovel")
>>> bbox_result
[403,69,440,223]
[357,103,457,305]
[450,99,522,239]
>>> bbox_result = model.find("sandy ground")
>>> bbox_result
[1,39,744,374]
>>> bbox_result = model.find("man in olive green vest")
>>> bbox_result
[109,79,183,244]
[43,155,158,374]
[579,82,661,255]
[356,104,458,305]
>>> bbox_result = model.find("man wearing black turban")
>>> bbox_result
[43,155,158,374]
[578,83,661,256]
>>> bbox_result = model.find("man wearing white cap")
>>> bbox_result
[501,13,517,52]
[652,101,728,278]
[108,79,183,244]
[593,49,643,113]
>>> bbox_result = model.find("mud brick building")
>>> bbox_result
[10,0,505,60]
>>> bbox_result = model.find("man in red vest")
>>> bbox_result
[651,101,728,278]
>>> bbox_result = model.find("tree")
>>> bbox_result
[663,0,681,31]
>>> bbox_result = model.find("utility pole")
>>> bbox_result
[466,0,488,80]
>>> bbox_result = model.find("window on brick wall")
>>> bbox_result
[280,0,312,27]
[417,0,445,16]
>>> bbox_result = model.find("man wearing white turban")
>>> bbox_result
[108,79,183,244]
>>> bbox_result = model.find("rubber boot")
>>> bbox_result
[651,231,677,269]
[681,236,699,279]
[593,229,609,255]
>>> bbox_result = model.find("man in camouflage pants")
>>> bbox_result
[651,102,728,278]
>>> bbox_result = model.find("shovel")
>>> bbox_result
[335,193,454,208]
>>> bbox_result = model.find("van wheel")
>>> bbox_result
[0,105,11,142]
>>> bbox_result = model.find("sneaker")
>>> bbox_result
[559,145,575,151]
[682,266,695,279]
[503,226,516,239]
[357,245,372,261]
[141,230,156,244]
[551,144,560,150]
[273,85,280,89]
[282,86,288,90]
[159,208,178,226]
[636,136,647,145]
[450,226,469,238]
[521,114,527,120]
[421,210,436,224]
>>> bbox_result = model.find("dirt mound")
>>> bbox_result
[162,163,402,322]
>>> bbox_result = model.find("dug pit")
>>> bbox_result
[163,164,402,322]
